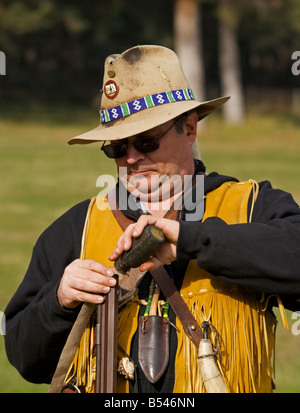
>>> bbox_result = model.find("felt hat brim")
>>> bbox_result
[68,96,229,145]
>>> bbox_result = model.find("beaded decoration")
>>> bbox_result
[100,88,195,123]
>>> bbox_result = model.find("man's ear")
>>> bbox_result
[184,111,198,145]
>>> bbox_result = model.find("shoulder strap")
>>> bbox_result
[150,266,203,347]
[107,190,135,230]
[48,302,95,393]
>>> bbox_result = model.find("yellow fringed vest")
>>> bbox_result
[65,180,285,393]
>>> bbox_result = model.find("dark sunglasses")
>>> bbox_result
[101,116,183,159]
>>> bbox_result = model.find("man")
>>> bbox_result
[4,45,300,393]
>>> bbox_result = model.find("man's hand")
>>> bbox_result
[57,259,117,309]
[109,215,180,272]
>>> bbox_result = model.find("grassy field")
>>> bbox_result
[0,103,299,393]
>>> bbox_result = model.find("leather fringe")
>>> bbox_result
[174,287,278,393]
[63,316,96,393]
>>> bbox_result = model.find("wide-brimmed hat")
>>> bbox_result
[68,45,229,145]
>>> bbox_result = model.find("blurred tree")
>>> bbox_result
[174,0,205,104]
[0,0,91,101]
[216,0,245,124]
[239,0,300,88]
[174,0,206,145]
[0,0,299,106]
[0,0,174,103]
[173,0,245,124]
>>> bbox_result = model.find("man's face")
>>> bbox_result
[115,112,197,205]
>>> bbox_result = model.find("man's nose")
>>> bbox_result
[126,144,145,164]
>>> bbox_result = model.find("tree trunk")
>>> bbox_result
[218,2,245,124]
[174,0,205,104]
[174,0,205,159]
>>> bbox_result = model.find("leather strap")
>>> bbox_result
[150,266,203,347]
[48,302,95,393]
[107,190,135,231]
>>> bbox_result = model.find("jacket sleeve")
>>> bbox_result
[176,181,300,310]
[4,200,89,383]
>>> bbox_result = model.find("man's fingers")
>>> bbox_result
[139,243,177,272]
[75,258,115,276]
[109,223,138,260]
[57,259,117,308]
[110,216,158,261]
[70,275,115,294]
[110,215,179,266]
[73,267,116,285]
[139,257,159,272]
[64,289,105,307]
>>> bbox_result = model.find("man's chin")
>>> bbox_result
[123,171,183,203]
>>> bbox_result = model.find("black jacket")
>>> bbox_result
[4,166,300,390]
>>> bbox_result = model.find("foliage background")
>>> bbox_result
[1,0,299,104]
[0,0,299,393]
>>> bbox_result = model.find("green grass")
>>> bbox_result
[0,104,299,393]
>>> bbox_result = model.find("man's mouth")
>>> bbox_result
[129,169,157,177]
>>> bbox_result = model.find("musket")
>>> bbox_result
[94,225,165,393]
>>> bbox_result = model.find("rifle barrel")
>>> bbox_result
[95,275,118,393]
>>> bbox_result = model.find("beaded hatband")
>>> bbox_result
[100,88,195,124]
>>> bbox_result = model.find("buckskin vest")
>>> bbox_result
[54,180,288,393]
